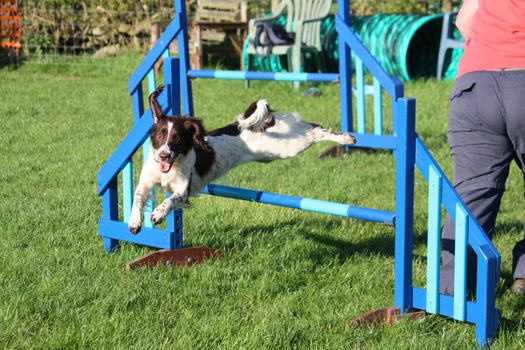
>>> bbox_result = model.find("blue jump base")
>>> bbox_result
[96,0,500,346]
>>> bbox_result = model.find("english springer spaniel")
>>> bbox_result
[128,86,356,234]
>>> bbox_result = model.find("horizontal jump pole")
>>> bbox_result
[202,184,395,225]
[188,70,339,83]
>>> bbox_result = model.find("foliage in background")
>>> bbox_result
[21,0,182,55]
[20,0,462,56]
[350,0,462,16]
[20,0,273,55]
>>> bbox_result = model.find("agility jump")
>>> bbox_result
[96,0,500,345]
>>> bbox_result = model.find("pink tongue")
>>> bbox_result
[160,162,171,173]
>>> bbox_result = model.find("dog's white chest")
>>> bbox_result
[159,151,195,192]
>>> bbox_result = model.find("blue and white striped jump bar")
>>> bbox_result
[188,70,340,83]
[202,184,395,225]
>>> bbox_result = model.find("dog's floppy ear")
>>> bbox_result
[149,85,166,124]
[184,118,209,150]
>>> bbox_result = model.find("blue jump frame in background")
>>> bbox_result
[96,0,500,346]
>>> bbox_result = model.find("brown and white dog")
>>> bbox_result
[128,86,356,234]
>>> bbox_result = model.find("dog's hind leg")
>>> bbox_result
[308,127,356,145]
[259,124,356,161]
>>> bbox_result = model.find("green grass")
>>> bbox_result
[1,54,525,349]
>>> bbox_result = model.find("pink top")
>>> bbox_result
[457,0,525,77]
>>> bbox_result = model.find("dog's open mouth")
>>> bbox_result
[159,161,172,173]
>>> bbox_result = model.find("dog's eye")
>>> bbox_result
[156,129,168,141]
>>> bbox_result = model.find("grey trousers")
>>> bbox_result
[439,70,525,295]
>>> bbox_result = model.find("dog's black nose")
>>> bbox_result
[159,154,170,161]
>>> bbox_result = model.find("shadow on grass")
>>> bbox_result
[211,216,430,266]
[499,270,516,295]
[493,220,524,237]
[318,145,391,159]
[298,230,394,265]
[303,229,430,266]
[498,278,525,333]
[417,130,448,148]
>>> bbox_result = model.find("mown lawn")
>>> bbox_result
[1,54,524,349]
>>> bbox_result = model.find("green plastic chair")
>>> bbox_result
[245,0,332,88]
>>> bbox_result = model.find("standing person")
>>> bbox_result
[439,0,525,295]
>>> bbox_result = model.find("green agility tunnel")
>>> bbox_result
[351,13,454,81]
[245,13,462,81]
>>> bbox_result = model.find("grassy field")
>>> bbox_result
[1,54,524,349]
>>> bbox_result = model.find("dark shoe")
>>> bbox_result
[511,278,525,294]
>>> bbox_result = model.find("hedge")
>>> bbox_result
[19,0,461,55]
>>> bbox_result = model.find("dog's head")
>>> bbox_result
[149,116,207,173]
[148,86,207,173]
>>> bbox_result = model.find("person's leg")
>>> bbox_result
[511,169,525,287]
[501,71,525,282]
[439,72,514,295]
[440,188,503,295]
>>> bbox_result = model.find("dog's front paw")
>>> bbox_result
[150,206,167,225]
[128,221,142,235]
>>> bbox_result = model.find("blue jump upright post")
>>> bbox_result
[338,0,352,135]
[97,0,500,345]
[162,57,184,250]
[98,58,183,251]
[393,97,416,314]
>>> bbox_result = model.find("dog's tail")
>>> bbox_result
[149,85,166,123]
[237,99,272,132]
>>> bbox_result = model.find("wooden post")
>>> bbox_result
[150,22,159,46]
[441,0,452,12]
[191,24,202,69]
[240,1,248,21]
[271,0,280,14]
[150,22,162,74]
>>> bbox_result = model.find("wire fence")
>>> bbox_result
[21,8,167,56]
[18,5,150,72]
[14,0,456,68]
[19,1,272,57]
